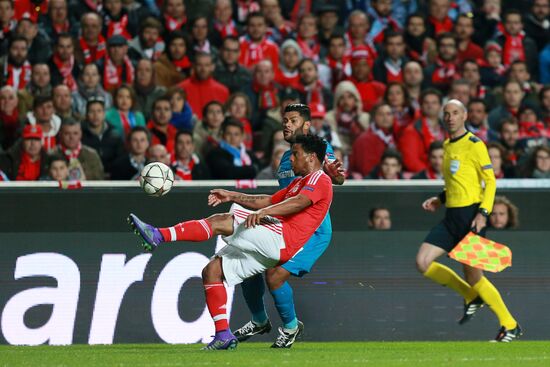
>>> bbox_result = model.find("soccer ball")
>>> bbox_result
[139,162,174,197]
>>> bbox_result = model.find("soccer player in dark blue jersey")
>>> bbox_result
[233,103,344,348]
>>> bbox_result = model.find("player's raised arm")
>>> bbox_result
[323,157,345,185]
[208,189,273,210]
[245,194,313,228]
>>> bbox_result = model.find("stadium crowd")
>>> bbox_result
[0,0,549,182]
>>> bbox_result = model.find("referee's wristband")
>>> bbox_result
[437,191,446,204]
[478,208,490,218]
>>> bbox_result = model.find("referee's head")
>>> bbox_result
[443,99,467,137]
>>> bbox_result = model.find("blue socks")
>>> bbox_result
[241,274,268,325]
[270,281,298,330]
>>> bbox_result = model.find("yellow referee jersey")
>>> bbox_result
[442,131,496,212]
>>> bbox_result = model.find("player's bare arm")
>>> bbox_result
[245,194,313,228]
[323,157,345,185]
[208,189,272,209]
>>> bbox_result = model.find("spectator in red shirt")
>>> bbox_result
[455,14,484,64]
[295,13,321,62]
[349,47,386,112]
[147,97,178,157]
[178,52,229,120]
[398,88,445,173]
[345,10,377,56]
[350,102,395,177]
[426,0,453,38]
[275,39,302,90]
[0,85,25,150]
[0,124,47,180]
[238,12,279,70]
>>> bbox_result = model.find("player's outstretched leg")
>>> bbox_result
[233,275,272,342]
[266,267,303,348]
[128,213,165,252]
[202,257,238,350]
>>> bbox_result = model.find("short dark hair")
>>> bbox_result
[153,96,172,110]
[284,103,311,122]
[246,11,265,25]
[499,117,519,132]
[9,35,28,48]
[48,153,69,168]
[369,206,389,221]
[202,100,224,118]
[221,117,244,134]
[295,134,327,163]
[504,9,522,22]
[436,32,456,49]
[420,88,443,104]
[140,17,162,33]
[56,33,73,46]
[381,148,403,165]
[428,141,444,154]
[128,126,151,143]
[175,129,193,143]
[383,30,403,44]
[329,33,345,43]
[33,95,53,109]
[222,35,239,46]
[468,97,487,111]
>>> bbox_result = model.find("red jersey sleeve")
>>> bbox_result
[271,187,289,204]
[299,171,331,204]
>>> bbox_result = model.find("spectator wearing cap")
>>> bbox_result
[397,88,445,173]
[238,12,279,71]
[423,32,460,94]
[15,16,51,64]
[350,103,395,177]
[411,140,443,179]
[128,17,165,63]
[349,47,386,112]
[75,12,106,65]
[134,59,166,120]
[48,33,80,92]
[372,30,408,84]
[454,14,483,64]
[479,42,506,88]
[147,97,178,157]
[326,80,370,155]
[0,36,32,91]
[206,117,259,179]
[105,84,146,138]
[178,52,229,120]
[0,124,48,180]
[52,119,105,180]
[154,31,191,88]
[26,95,62,153]
[495,9,538,78]
[97,35,135,93]
[297,58,332,108]
[310,103,342,151]
[211,0,241,48]
[0,86,27,150]
[110,126,150,180]
[214,36,252,94]
[171,129,211,180]
[72,63,113,121]
[275,39,303,90]
[81,98,125,177]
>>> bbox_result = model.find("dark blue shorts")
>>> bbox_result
[425,203,487,252]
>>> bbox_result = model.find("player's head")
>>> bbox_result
[290,134,326,175]
[443,99,467,135]
[282,103,311,143]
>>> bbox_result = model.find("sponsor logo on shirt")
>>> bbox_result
[303,186,314,192]
[278,170,295,179]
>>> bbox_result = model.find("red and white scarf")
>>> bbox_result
[428,15,454,35]
[236,0,260,23]
[252,80,278,110]
[370,123,395,147]
[502,30,525,66]
[164,14,186,32]
[421,117,444,151]
[214,19,238,38]
[3,60,32,90]
[297,35,320,61]
[240,36,269,67]
[290,0,312,24]
[432,57,459,85]
[298,80,325,105]
[60,142,82,161]
[384,59,403,83]
[103,55,134,90]
[80,36,106,63]
[53,20,70,35]
[53,53,77,92]
[173,154,200,180]
[106,13,131,40]
[172,56,192,72]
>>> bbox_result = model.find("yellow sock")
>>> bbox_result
[424,262,478,304]
[473,276,517,329]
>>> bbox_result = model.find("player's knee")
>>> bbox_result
[202,258,222,283]
[206,213,233,234]
[265,267,290,291]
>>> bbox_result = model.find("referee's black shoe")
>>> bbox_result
[493,324,523,342]
[459,296,484,325]
[233,320,272,342]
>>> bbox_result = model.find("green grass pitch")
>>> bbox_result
[1,342,549,367]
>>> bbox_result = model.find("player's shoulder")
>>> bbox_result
[467,132,482,144]
[305,170,331,186]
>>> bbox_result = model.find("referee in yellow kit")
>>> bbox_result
[416,99,521,342]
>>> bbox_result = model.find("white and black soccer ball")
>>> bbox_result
[139,162,174,197]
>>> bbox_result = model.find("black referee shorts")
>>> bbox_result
[424,203,487,252]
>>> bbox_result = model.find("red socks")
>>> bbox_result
[159,219,213,242]
[204,283,229,332]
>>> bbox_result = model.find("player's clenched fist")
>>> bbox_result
[208,189,234,207]
[422,196,441,212]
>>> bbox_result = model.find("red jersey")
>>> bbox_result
[238,36,279,70]
[270,170,333,262]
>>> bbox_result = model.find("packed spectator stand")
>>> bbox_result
[0,0,549,183]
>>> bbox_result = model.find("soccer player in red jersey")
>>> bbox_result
[128,134,333,350]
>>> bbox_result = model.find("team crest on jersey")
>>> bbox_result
[289,184,300,194]
[450,160,460,174]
